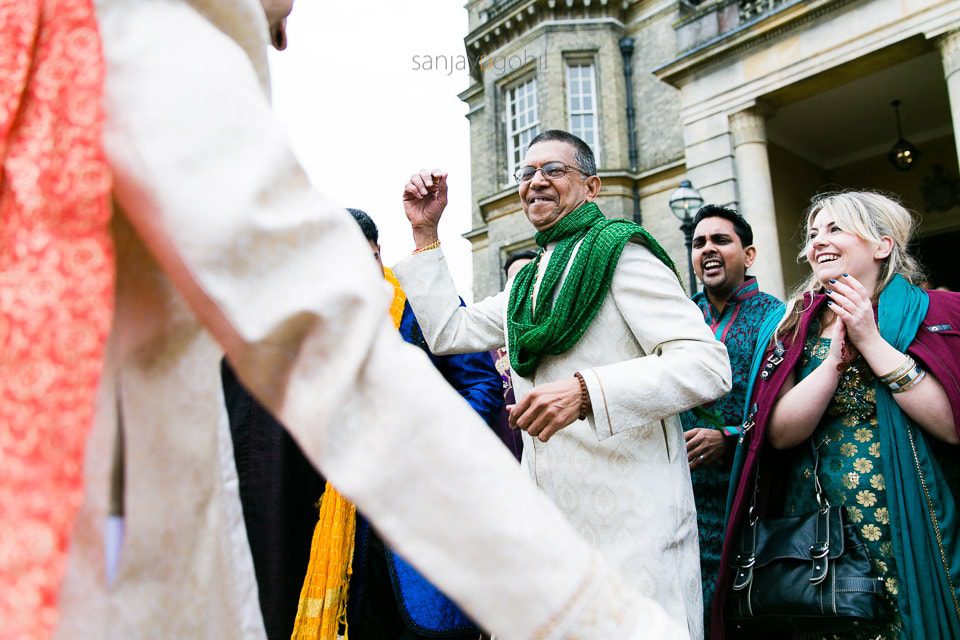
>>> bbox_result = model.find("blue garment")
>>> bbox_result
[400,302,502,427]
[685,278,781,438]
[680,277,780,636]
[350,301,503,637]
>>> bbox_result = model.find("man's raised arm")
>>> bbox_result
[394,170,508,355]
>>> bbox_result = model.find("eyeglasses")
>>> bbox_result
[514,161,588,184]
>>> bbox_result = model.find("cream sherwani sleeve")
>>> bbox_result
[393,247,508,355]
[72,1,688,639]
[579,243,732,439]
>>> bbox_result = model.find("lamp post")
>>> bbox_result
[669,179,704,295]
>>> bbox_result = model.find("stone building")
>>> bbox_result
[460,0,960,300]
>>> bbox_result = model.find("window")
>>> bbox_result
[566,62,599,162]
[505,78,540,181]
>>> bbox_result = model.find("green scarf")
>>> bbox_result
[874,275,960,638]
[506,201,677,377]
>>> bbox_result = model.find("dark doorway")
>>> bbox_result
[916,230,960,291]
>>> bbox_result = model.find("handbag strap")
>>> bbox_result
[811,440,829,510]
[743,438,828,522]
[809,441,833,585]
[731,454,763,591]
[732,439,833,591]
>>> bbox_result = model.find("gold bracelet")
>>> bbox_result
[887,364,922,392]
[892,368,926,394]
[412,240,441,255]
[879,355,915,384]
[879,356,914,383]
[887,368,918,389]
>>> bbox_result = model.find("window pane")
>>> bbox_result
[507,78,539,179]
[565,61,598,162]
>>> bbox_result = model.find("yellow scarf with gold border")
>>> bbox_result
[291,268,406,639]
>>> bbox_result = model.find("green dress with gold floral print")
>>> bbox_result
[782,325,899,639]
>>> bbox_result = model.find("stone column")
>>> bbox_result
[936,30,960,166]
[729,107,785,299]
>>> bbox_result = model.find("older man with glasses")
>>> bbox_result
[395,129,732,640]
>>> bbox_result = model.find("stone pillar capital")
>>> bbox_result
[935,29,960,192]
[936,29,960,79]
[729,107,769,148]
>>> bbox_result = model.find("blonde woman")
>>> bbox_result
[713,192,960,639]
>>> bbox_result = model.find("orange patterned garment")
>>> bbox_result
[0,1,114,637]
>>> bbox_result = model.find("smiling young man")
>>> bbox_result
[680,205,781,636]
[395,130,732,640]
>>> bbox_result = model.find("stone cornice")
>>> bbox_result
[478,185,522,223]
[654,0,858,87]
[936,29,960,77]
[458,83,485,104]
[465,0,639,74]
[463,225,490,242]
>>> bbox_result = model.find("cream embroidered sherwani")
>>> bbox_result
[395,240,733,640]
[54,2,689,639]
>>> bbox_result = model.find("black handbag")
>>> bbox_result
[726,443,887,638]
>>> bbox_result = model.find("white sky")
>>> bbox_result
[268,1,479,299]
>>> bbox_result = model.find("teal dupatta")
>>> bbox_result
[731,275,960,638]
[874,275,960,638]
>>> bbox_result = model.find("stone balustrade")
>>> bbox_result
[676,0,800,53]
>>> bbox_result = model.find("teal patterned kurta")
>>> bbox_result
[681,277,780,636]
[783,327,900,639]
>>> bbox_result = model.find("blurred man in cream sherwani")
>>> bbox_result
[47,1,692,639]
[395,130,732,640]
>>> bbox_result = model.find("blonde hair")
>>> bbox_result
[774,191,924,343]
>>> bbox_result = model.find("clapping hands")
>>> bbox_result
[824,273,881,354]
